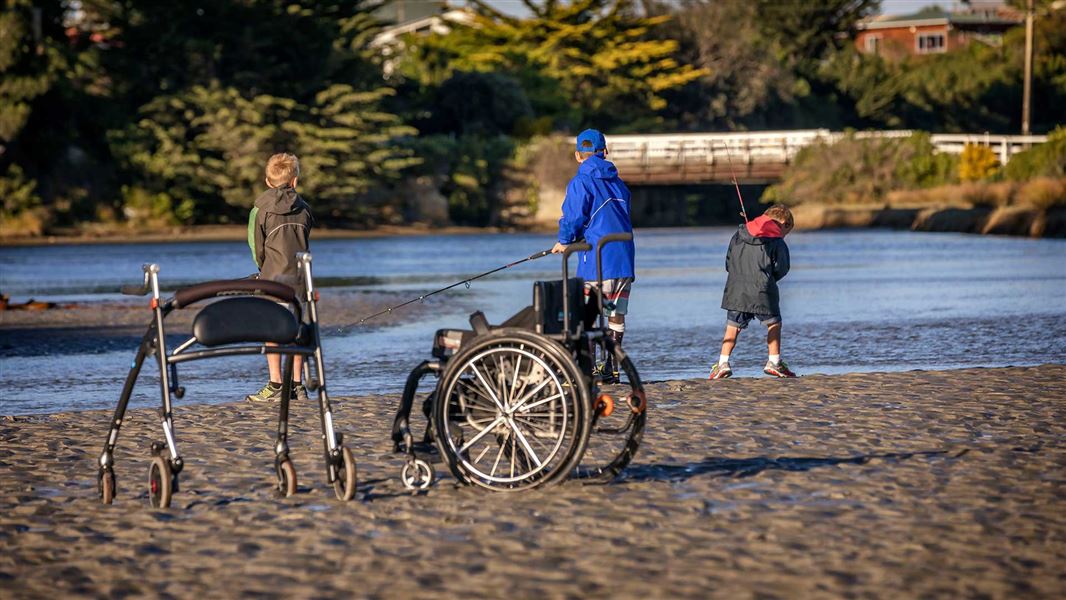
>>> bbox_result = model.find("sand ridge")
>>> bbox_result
[1,366,1064,598]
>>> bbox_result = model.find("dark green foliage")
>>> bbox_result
[1005,127,1066,180]
[414,135,516,226]
[426,71,533,137]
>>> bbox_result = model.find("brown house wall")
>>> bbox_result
[855,24,952,59]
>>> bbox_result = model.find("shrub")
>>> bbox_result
[1005,126,1066,181]
[121,186,194,228]
[763,132,958,206]
[0,164,49,237]
[959,144,1000,182]
[1016,177,1066,209]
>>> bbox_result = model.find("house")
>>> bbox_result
[855,3,1022,59]
[371,1,475,76]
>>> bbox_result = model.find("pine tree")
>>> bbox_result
[400,0,706,131]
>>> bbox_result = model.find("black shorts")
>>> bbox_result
[726,310,781,329]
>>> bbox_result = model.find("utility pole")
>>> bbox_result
[1022,0,1034,135]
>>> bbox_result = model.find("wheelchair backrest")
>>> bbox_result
[533,278,584,335]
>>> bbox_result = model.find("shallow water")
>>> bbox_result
[1,228,1064,414]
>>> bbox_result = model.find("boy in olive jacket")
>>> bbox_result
[709,204,796,379]
[246,153,315,402]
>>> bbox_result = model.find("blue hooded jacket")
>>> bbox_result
[557,154,635,281]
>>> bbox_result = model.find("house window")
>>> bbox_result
[864,35,881,55]
[917,33,946,54]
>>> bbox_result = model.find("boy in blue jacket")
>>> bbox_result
[551,129,636,383]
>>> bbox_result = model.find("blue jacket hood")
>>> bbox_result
[579,154,619,179]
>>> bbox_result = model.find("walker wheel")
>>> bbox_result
[147,455,173,508]
[277,459,297,498]
[98,469,116,505]
[401,458,434,490]
[333,446,357,501]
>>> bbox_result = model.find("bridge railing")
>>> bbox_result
[604,130,1048,176]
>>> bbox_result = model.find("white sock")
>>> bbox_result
[719,354,730,366]
[769,354,781,365]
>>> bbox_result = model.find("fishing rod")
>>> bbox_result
[718,139,749,223]
[356,248,553,325]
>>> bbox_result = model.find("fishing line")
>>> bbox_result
[718,139,749,223]
[354,248,553,325]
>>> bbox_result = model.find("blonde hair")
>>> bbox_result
[265,153,300,188]
[763,204,794,231]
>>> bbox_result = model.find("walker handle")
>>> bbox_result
[120,264,159,296]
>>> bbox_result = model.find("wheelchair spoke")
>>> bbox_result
[509,377,553,413]
[509,420,543,468]
[518,392,565,413]
[470,363,506,412]
[460,415,505,454]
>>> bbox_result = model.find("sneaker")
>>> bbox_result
[708,362,732,380]
[763,360,797,378]
[292,383,309,402]
[246,383,282,403]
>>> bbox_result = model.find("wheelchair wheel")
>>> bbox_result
[277,459,297,498]
[148,456,173,508]
[333,446,357,501]
[99,469,116,505]
[575,340,647,482]
[433,330,591,491]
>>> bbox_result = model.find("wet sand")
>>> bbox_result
[1,366,1063,598]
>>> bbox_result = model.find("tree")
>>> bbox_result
[398,0,706,131]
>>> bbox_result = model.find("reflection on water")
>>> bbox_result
[1,228,1064,414]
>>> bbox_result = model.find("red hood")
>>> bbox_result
[746,215,783,238]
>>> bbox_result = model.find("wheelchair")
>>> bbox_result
[391,233,647,491]
[95,252,357,507]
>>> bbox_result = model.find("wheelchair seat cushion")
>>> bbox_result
[192,297,300,347]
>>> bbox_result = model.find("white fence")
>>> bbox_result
[604,129,1048,177]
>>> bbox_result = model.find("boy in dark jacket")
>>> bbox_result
[551,128,635,383]
[709,204,796,379]
[245,153,315,402]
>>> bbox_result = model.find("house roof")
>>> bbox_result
[857,6,1022,30]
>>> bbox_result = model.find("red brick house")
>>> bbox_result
[855,5,1022,60]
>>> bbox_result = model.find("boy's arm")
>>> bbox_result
[248,206,264,270]
[772,241,790,281]
[557,179,591,244]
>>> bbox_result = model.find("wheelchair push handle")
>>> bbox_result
[120,263,160,296]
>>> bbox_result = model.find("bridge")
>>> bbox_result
[604,130,1049,185]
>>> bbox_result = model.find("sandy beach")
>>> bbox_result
[1,365,1063,598]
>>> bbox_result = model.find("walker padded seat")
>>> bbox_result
[192,297,300,347]
[174,279,296,309]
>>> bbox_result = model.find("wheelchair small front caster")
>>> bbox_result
[333,446,357,501]
[276,459,297,497]
[148,455,173,508]
[401,458,434,490]
[98,469,116,505]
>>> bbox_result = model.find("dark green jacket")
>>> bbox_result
[247,186,314,297]
[721,217,790,315]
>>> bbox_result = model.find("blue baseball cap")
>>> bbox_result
[575,129,607,154]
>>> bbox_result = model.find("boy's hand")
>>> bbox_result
[551,242,569,254]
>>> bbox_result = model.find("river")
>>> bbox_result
[1,228,1064,414]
